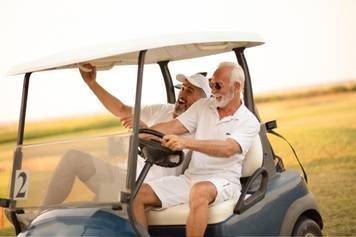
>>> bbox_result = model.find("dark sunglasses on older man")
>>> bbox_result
[209,81,223,90]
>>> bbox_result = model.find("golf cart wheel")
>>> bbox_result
[292,216,322,236]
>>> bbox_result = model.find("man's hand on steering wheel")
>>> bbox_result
[161,134,186,151]
[138,128,184,167]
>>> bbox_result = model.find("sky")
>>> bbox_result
[1,0,356,124]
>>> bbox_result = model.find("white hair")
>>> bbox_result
[217,62,245,91]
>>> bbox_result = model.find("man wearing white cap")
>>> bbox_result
[43,64,210,205]
[173,73,211,116]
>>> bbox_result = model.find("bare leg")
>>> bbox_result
[43,150,96,206]
[132,184,162,230]
[186,181,217,237]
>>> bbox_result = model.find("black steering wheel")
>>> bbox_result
[138,128,184,167]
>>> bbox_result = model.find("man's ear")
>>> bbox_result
[235,81,241,92]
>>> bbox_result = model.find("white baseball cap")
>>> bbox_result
[176,73,211,98]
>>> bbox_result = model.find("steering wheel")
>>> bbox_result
[138,128,184,167]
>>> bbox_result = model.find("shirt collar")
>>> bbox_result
[208,98,248,122]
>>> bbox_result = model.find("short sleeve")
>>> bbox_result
[176,98,205,133]
[228,114,260,156]
[140,104,158,123]
[140,104,174,127]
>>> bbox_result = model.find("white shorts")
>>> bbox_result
[136,156,181,181]
[146,175,240,208]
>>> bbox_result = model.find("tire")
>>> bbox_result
[292,216,322,236]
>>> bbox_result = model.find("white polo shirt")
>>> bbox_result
[176,98,260,184]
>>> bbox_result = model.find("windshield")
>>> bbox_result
[10,132,132,210]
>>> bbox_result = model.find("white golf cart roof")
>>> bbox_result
[7,31,264,76]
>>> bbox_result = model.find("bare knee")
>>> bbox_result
[62,150,90,163]
[134,184,161,207]
[60,150,80,169]
[189,182,217,210]
[60,150,95,180]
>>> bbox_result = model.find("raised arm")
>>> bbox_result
[80,64,132,119]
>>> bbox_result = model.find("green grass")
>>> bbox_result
[259,92,356,236]
[1,90,355,235]
[0,227,15,237]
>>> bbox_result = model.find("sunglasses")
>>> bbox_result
[209,81,223,90]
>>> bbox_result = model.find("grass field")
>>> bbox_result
[259,91,356,235]
[0,90,355,236]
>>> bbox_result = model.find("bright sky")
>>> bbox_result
[1,0,356,124]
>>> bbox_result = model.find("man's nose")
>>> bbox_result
[179,94,186,101]
[178,90,183,97]
[180,89,188,97]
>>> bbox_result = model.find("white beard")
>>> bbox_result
[213,96,229,108]
[212,89,235,108]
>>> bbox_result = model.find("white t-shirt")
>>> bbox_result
[176,98,260,184]
[140,104,175,127]
[137,103,179,180]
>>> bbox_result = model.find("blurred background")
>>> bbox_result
[0,0,355,235]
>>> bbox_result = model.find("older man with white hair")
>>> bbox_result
[133,62,260,237]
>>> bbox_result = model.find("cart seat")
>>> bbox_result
[147,135,263,225]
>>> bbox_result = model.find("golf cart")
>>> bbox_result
[0,31,323,236]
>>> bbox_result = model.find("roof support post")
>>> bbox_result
[158,61,176,104]
[127,50,147,191]
[233,48,277,179]
[233,48,256,115]
[9,72,31,235]
[127,50,150,237]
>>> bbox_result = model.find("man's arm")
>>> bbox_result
[162,135,241,157]
[150,119,189,136]
[80,64,132,118]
